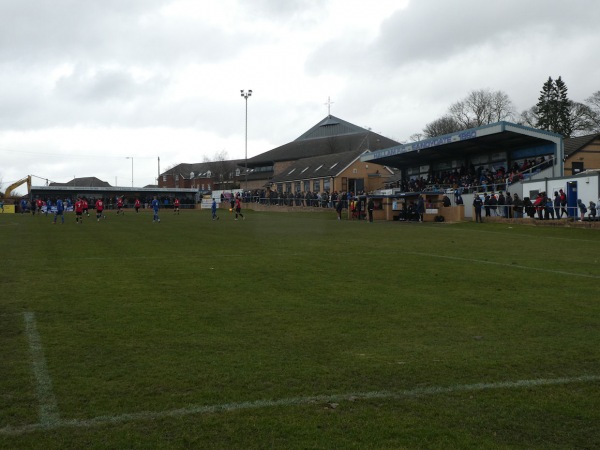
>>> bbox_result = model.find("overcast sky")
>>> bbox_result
[1,0,599,194]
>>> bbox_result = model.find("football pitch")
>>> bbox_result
[1,208,599,449]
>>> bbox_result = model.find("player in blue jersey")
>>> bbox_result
[152,196,160,222]
[53,198,65,224]
[211,198,219,220]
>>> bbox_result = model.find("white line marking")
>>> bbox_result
[406,251,600,279]
[23,312,60,427]
[1,374,597,436]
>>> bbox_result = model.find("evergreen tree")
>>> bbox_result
[536,76,572,137]
[555,77,572,136]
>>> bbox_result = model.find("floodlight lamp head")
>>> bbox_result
[248,90,252,96]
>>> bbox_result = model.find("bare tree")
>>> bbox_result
[584,91,600,131]
[449,89,515,128]
[518,106,539,128]
[423,116,463,138]
[203,150,239,186]
[568,101,597,136]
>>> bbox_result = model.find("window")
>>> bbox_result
[330,162,338,169]
[190,172,195,179]
[162,175,167,182]
[313,179,320,192]
[572,161,584,174]
[235,168,241,176]
[323,178,330,191]
[314,164,323,172]
[288,168,296,175]
[301,167,309,174]
[304,180,310,192]
[286,182,292,192]
[207,170,212,178]
[175,174,179,181]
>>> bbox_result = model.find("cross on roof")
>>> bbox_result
[324,96,334,116]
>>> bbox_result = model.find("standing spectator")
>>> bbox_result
[417,195,425,222]
[512,193,523,219]
[95,198,105,221]
[367,198,374,223]
[489,192,498,216]
[559,189,568,218]
[0,199,3,213]
[577,199,587,221]
[336,198,343,220]
[553,192,561,219]
[497,191,506,217]
[505,191,513,218]
[533,193,545,219]
[484,194,491,217]
[588,201,596,220]
[234,195,245,220]
[473,194,483,223]
[53,198,64,224]
[545,194,554,220]
[151,196,160,222]
[211,198,219,220]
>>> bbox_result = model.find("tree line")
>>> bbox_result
[412,77,600,140]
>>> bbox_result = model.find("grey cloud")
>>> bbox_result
[54,67,169,103]
[306,0,600,74]
[0,0,256,67]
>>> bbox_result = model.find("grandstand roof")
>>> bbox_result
[362,122,564,172]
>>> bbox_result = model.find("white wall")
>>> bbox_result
[523,174,599,204]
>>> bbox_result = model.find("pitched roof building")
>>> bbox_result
[563,133,600,175]
[244,115,400,192]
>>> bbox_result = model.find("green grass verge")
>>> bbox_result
[0,208,599,449]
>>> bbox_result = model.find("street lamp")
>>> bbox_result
[240,89,252,191]
[126,157,133,187]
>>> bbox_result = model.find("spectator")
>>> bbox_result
[553,192,561,219]
[588,201,596,220]
[577,199,587,221]
[512,193,523,219]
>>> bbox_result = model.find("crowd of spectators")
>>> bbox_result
[394,156,554,195]
[239,189,364,209]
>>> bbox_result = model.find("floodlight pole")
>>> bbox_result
[126,157,133,187]
[241,89,252,192]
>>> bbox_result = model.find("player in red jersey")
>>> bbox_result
[74,197,84,223]
[234,195,244,220]
[95,198,105,221]
[134,198,141,213]
[173,198,180,215]
[82,198,89,217]
[116,197,124,215]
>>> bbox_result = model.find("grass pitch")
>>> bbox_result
[1,207,599,449]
